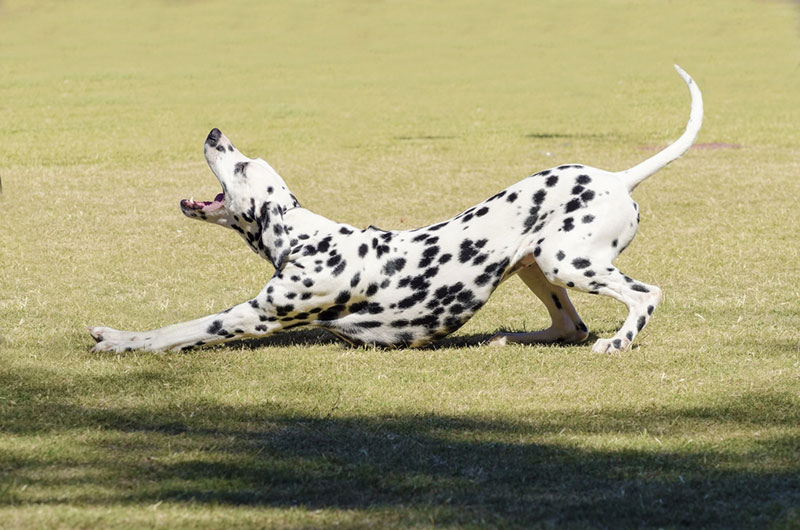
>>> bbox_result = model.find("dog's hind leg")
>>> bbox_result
[553,263,662,353]
[490,264,589,346]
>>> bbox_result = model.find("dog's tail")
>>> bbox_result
[617,64,703,193]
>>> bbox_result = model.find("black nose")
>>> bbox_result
[206,128,221,147]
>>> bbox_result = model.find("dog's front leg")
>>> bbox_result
[89,297,279,353]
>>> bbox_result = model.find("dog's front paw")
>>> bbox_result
[591,337,631,354]
[88,326,155,353]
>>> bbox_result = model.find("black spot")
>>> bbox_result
[626,331,634,341]
[583,270,595,277]
[565,198,582,213]
[391,319,409,328]
[326,254,342,268]
[397,290,427,309]
[556,250,566,261]
[637,316,646,331]
[456,290,475,303]
[234,161,249,175]
[366,283,379,296]
[612,239,618,248]
[317,305,344,321]
[533,247,541,257]
[419,245,440,267]
[358,244,368,257]
[459,240,479,263]
[275,304,294,316]
[354,321,383,328]
[506,192,518,203]
[439,253,452,265]
[631,284,650,293]
[612,339,622,349]
[332,260,347,277]
[411,315,439,329]
[572,258,591,270]
[349,301,368,313]
[339,226,354,235]
[545,175,559,187]
[302,278,314,288]
[580,190,595,203]
[571,185,585,195]
[582,215,595,224]
[412,233,429,242]
[551,294,562,309]
[487,190,507,201]
[396,332,414,345]
[383,257,407,276]
[206,320,223,335]
[562,217,575,232]
[335,291,351,305]
[475,207,489,217]
[350,272,361,288]
[249,299,260,309]
[533,189,547,204]
[475,273,491,286]
[576,174,591,185]
[449,303,465,315]
[366,303,384,314]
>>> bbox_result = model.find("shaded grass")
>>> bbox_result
[1,0,800,528]
[1,358,799,528]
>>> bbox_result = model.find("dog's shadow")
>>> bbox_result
[225,327,603,351]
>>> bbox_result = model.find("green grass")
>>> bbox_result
[1,0,799,527]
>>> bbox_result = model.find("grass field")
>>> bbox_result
[1,0,799,528]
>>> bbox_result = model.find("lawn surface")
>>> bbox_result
[1,0,799,528]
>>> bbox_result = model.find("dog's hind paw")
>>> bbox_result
[591,337,631,354]
[488,334,509,347]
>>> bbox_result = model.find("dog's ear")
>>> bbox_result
[258,202,290,269]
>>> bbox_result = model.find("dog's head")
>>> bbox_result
[180,128,300,267]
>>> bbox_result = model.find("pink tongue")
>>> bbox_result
[203,193,225,211]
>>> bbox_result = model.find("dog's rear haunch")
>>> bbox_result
[90,65,702,354]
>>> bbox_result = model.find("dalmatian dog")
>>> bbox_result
[89,65,702,354]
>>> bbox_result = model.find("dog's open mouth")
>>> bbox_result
[180,192,225,212]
